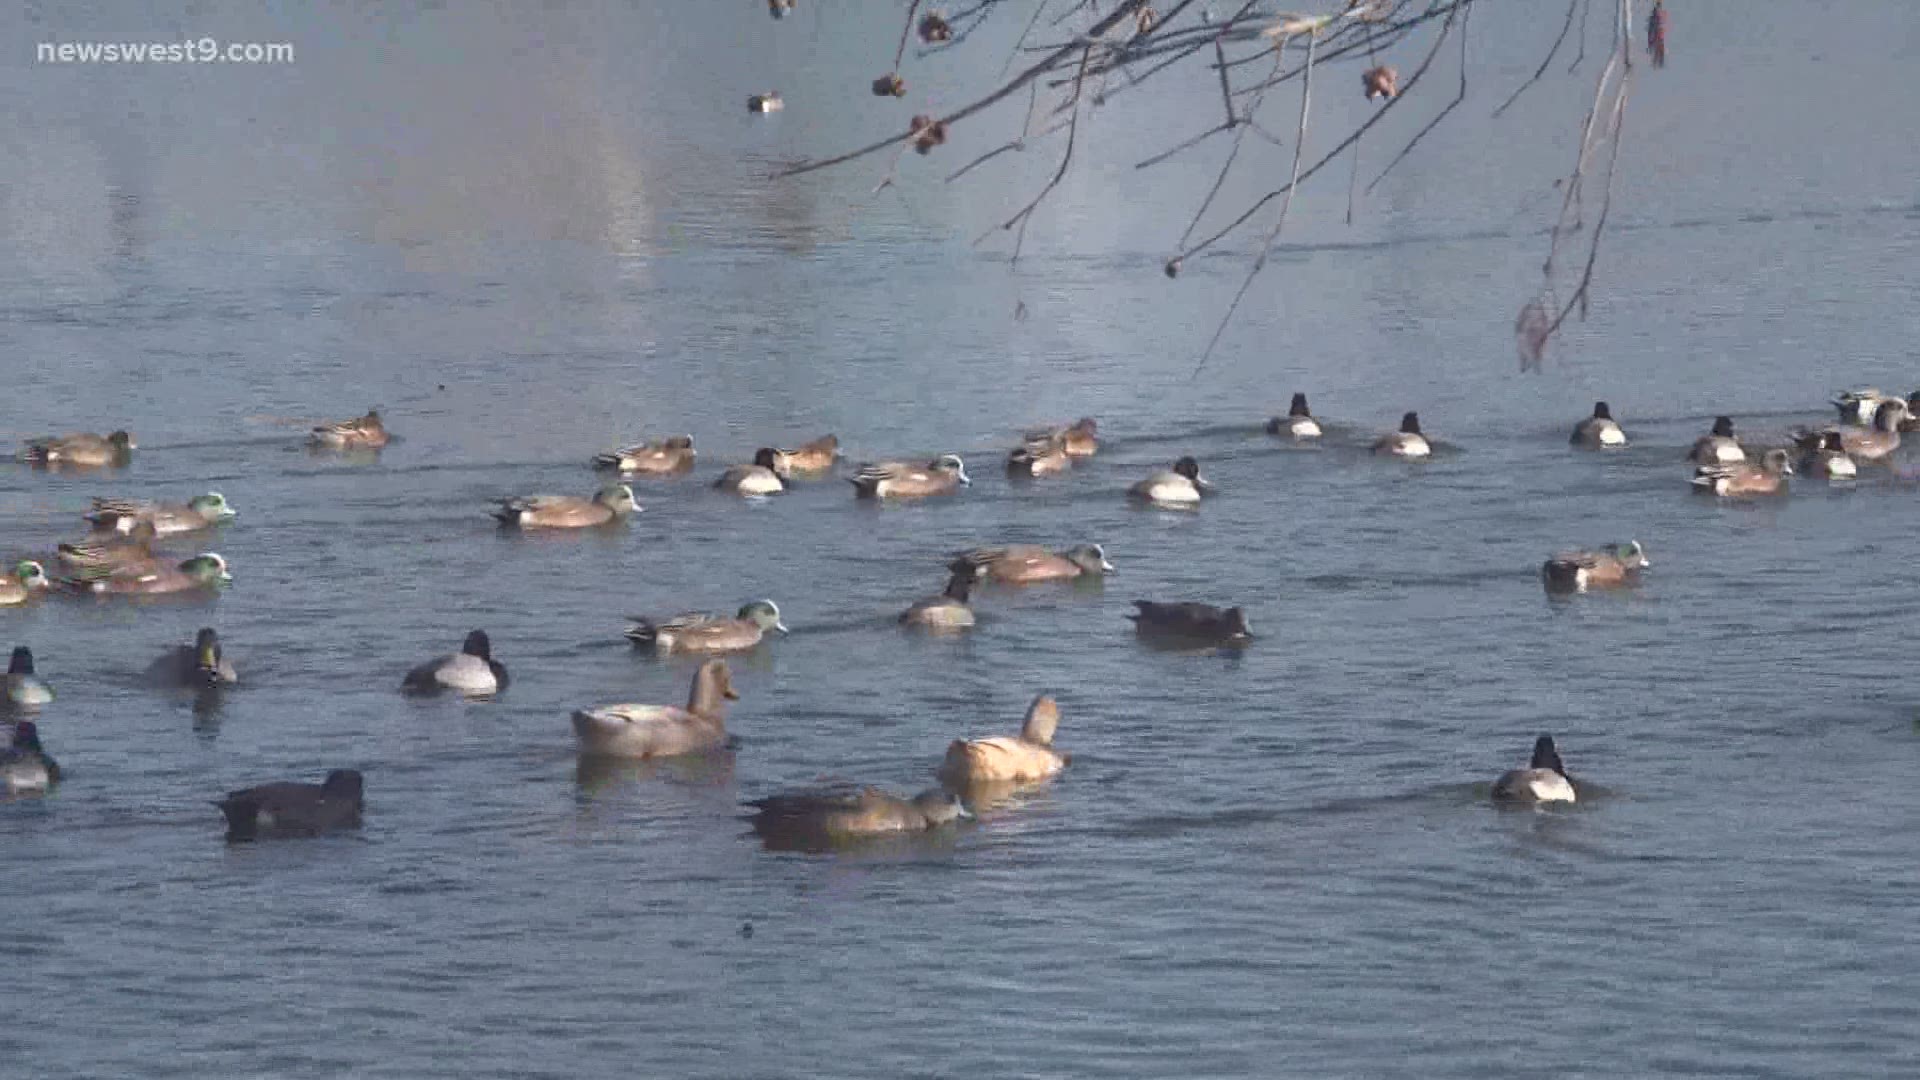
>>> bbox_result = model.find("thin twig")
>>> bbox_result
[983,45,1095,268]
[1366,0,1471,194]
[895,0,926,72]
[1568,0,1592,72]
[1176,48,1283,249]
[1493,0,1580,118]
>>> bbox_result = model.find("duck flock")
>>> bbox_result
[3,385,1916,848]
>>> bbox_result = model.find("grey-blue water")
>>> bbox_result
[4,2,1919,1076]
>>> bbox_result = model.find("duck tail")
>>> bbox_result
[590,451,625,470]
[623,619,660,648]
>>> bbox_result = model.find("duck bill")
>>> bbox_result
[773,622,790,634]
[1100,559,1117,573]
[1194,477,1215,494]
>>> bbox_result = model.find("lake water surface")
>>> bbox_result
[3,2,1919,1077]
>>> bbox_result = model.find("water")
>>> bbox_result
[4,2,1919,1076]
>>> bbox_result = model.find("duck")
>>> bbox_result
[771,434,839,474]
[85,492,237,536]
[900,565,978,630]
[1371,411,1431,457]
[948,543,1114,584]
[746,784,968,846]
[1687,416,1745,464]
[713,449,788,496]
[1541,541,1649,593]
[0,561,49,607]
[1570,401,1628,448]
[938,693,1070,786]
[492,484,638,528]
[1832,388,1894,427]
[55,519,163,574]
[1128,456,1211,506]
[21,430,135,468]
[1,722,60,794]
[1691,448,1792,497]
[402,630,509,696]
[63,553,230,596]
[1128,600,1252,644]
[1006,435,1070,478]
[1022,417,1098,458]
[1491,735,1577,805]
[5,647,52,710]
[215,769,364,841]
[1839,399,1904,461]
[1266,393,1323,439]
[850,454,970,499]
[145,627,239,687]
[1797,430,1857,480]
[625,600,787,654]
[308,409,389,449]
[748,91,785,113]
[572,658,738,758]
[592,435,695,475]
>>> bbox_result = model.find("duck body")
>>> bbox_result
[309,410,389,449]
[55,520,163,575]
[1006,437,1070,478]
[593,436,695,475]
[850,455,970,499]
[747,785,968,846]
[572,659,737,758]
[1541,541,1648,593]
[1692,449,1792,497]
[939,694,1070,785]
[492,484,638,528]
[216,770,363,841]
[714,449,788,496]
[1128,600,1252,644]
[1838,400,1905,461]
[1491,735,1576,805]
[21,430,135,468]
[901,567,977,630]
[748,92,785,113]
[1372,412,1431,458]
[86,493,236,536]
[1687,416,1745,464]
[1267,394,1323,439]
[1128,456,1210,506]
[64,554,230,597]
[1796,431,1857,480]
[0,561,50,607]
[1022,418,1098,458]
[772,434,839,474]
[1832,388,1894,427]
[626,601,786,654]
[950,544,1113,584]
[146,628,239,687]
[5,647,53,710]
[0,722,59,793]
[403,630,508,695]
[1571,402,1627,448]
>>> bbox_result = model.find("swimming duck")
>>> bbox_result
[1372,411,1431,457]
[492,484,638,528]
[747,784,968,846]
[64,553,230,596]
[56,519,163,574]
[592,435,695,474]
[0,561,49,607]
[1686,416,1745,464]
[1839,400,1904,461]
[1797,430,1857,480]
[308,409,389,450]
[5,647,52,710]
[1022,417,1098,458]
[146,627,239,687]
[1491,735,1576,804]
[625,600,787,654]
[21,430,135,468]
[402,630,509,696]
[85,492,236,536]
[850,454,970,499]
[1266,393,1323,439]
[0,722,60,794]
[713,449,788,496]
[572,658,738,759]
[771,434,839,474]
[1571,401,1628,448]
[748,92,785,113]
[901,565,978,630]
[1006,435,1070,478]
[938,693,1070,786]
[1128,600,1252,644]
[1832,388,1894,427]
[1541,541,1649,593]
[1128,456,1210,506]
[215,769,364,841]
[1691,448,1792,497]
[949,543,1114,584]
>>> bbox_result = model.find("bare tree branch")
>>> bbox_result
[1366,0,1470,194]
[1493,0,1580,118]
